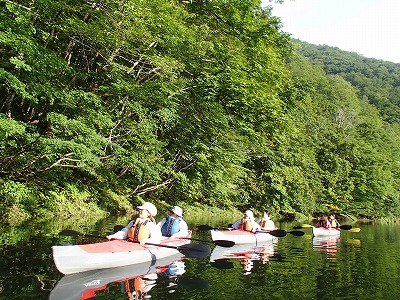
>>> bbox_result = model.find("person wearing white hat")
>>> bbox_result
[157,205,189,238]
[231,209,261,233]
[107,202,162,245]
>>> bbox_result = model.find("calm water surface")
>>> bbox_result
[0,217,399,300]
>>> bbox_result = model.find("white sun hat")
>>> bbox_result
[137,202,157,216]
[170,206,183,217]
[244,210,254,219]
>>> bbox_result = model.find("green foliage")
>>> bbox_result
[0,0,399,222]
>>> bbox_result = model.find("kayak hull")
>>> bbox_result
[52,232,191,275]
[312,227,340,237]
[210,229,276,244]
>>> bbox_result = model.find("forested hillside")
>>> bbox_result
[296,41,400,124]
[1,0,399,225]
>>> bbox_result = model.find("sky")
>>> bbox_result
[262,0,400,63]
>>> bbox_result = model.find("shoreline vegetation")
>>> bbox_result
[1,1,399,226]
[2,196,399,229]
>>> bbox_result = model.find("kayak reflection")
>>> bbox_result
[49,253,201,300]
[312,236,340,260]
[122,259,186,299]
[209,241,277,275]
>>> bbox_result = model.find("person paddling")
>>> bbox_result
[315,214,330,228]
[231,210,261,233]
[258,210,278,231]
[329,214,340,228]
[107,202,162,245]
[157,205,189,238]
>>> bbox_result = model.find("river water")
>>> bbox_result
[0,217,399,300]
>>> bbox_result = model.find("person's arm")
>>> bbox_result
[106,220,134,240]
[231,219,241,229]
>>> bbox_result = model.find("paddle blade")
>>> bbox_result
[293,225,303,229]
[213,240,235,247]
[263,229,287,237]
[197,225,215,231]
[288,230,305,236]
[113,225,125,232]
[179,276,209,290]
[301,224,313,228]
[59,230,82,237]
[349,228,361,233]
[210,259,234,269]
[178,244,211,258]
[339,225,353,230]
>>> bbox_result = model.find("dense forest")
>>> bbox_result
[1,0,399,225]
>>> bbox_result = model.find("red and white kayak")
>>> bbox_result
[49,254,184,300]
[312,227,340,237]
[210,229,276,245]
[52,232,192,275]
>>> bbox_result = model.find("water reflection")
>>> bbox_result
[209,241,277,275]
[49,254,198,300]
[312,236,340,260]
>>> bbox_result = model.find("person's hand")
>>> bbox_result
[139,239,148,246]
[106,235,112,240]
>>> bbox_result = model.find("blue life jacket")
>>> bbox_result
[161,216,181,237]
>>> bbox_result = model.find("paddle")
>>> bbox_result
[178,237,235,248]
[59,229,107,239]
[293,224,354,230]
[197,224,303,238]
[259,229,287,237]
[58,230,211,259]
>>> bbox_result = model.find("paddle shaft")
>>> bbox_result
[293,224,353,230]
[179,237,235,247]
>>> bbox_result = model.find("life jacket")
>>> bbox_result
[127,219,151,242]
[239,218,253,231]
[124,277,144,300]
[161,216,181,237]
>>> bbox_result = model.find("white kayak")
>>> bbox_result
[50,253,184,300]
[210,229,277,245]
[312,226,341,237]
[52,232,196,275]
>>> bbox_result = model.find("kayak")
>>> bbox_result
[49,254,184,300]
[312,226,340,237]
[210,229,277,245]
[52,232,192,275]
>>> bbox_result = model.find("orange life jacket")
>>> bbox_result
[127,219,151,242]
[239,218,253,231]
[124,277,145,300]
